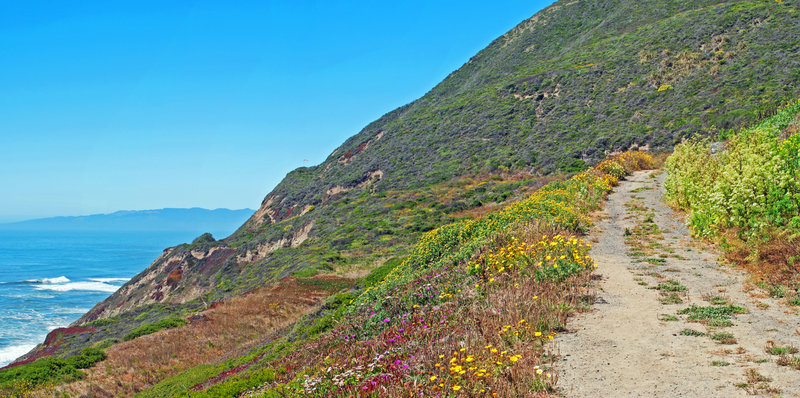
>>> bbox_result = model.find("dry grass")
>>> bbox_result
[719,228,800,286]
[648,152,670,169]
[43,276,353,397]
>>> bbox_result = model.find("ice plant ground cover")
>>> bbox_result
[134,151,653,398]
[665,99,800,289]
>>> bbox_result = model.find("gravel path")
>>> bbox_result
[557,170,800,397]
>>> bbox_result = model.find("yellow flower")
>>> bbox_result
[430,376,437,381]
[453,385,461,391]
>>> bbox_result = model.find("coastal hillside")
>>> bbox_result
[4,0,800,396]
[77,0,800,324]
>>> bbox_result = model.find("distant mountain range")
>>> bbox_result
[0,208,254,235]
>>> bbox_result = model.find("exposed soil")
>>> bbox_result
[557,170,800,397]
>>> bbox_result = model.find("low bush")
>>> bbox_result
[665,99,800,284]
[123,317,188,341]
[0,347,106,394]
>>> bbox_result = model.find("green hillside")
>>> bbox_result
[5,0,800,395]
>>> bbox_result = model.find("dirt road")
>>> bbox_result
[557,170,800,397]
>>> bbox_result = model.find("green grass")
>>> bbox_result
[123,317,187,341]
[661,293,684,305]
[361,257,404,288]
[710,332,737,344]
[657,280,687,291]
[678,305,747,322]
[0,348,106,394]
[680,328,705,337]
[767,344,799,356]
[705,295,729,305]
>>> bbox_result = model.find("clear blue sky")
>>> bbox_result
[0,0,552,222]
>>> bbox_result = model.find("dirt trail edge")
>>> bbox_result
[557,170,800,397]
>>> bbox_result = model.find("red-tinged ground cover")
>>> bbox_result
[1,327,96,370]
[41,276,354,398]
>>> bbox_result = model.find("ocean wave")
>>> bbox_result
[34,281,120,293]
[53,307,90,314]
[23,276,71,284]
[0,343,36,367]
[88,277,129,283]
[0,292,55,299]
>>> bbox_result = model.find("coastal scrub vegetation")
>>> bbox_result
[665,99,800,294]
[127,151,653,397]
[122,317,187,341]
[9,0,800,394]
[0,348,105,397]
[46,0,800,374]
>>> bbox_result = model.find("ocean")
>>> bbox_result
[0,229,221,367]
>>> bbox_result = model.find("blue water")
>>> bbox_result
[0,229,215,367]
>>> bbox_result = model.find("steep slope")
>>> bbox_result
[15,0,800,371]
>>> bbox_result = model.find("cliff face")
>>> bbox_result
[79,0,800,329]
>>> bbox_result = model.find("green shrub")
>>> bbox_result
[362,257,403,288]
[86,317,117,327]
[123,317,187,341]
[666,99,800,238]
[0,347,106,392]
